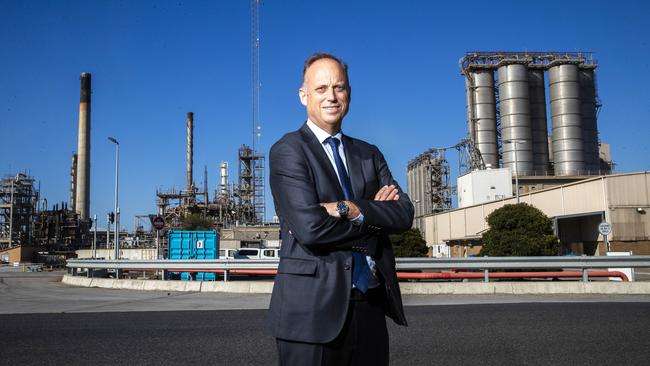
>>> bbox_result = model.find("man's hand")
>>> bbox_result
[320,201,361,220]
[374,185,399,201]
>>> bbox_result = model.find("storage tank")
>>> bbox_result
[466,71,499,167]
[465,77,475,143]
[549,63,585,175]
[579,67,599,173]
[527,69,550,175]
[406,162,424,231]
[498,64,533,176]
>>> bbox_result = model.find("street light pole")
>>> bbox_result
[93,214,97,258]
[108,137,120,263]
[106,213,110,249]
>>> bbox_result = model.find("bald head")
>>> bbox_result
[302,52,349,86]
[299,53,351,135]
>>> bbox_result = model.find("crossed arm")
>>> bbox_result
[319,184,400,219]
[269,140,414,251]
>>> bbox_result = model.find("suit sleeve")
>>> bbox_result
[353,146,414,234]
[270,140,369,250]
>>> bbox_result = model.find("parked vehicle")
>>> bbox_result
[218,249,238,259]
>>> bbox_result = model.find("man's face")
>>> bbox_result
[299,58,350,133]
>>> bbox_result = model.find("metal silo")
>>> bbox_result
[498,63,533,176]
[549,63,585,175]
[579,67,599,173]
[528,69,550,175]
[465,77,476,144]
[466,71,499,168]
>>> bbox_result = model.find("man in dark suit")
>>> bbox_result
[268,52,414,365]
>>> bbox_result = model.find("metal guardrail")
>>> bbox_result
[67,256,650,282]
[395,256,650,270]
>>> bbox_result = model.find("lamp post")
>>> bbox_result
[503,139,523,203]
[93,214,97,258]
[108,137,120,262]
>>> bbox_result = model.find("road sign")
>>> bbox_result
[152,216,165,231]
[598,222,612,236]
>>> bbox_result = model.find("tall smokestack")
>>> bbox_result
[75,72,91,220]
[186,112,194,191]
[70,153,78,212]
[220,161,228,198]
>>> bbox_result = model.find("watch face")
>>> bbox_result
[336,201,349,217]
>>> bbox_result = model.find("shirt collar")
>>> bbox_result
[306,119,343,145]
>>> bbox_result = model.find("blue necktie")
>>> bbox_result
[324,137,371,293]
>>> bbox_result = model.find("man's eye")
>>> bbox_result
[315,87,326,93]
[335,86,346,92]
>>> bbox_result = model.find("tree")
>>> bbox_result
[479,203,560,256]
[390,228,429,257]
[181,214,213,231]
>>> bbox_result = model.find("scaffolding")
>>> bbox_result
[237,145,265,224]
[407,150,453,216]
[459,51,597,71]
[0,173,38,248]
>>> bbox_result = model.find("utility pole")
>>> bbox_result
[93,214,97,258]
[251,0,260,153]
[106,213,111,250]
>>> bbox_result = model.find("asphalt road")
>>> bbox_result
[1,303,649,366]
[1,271,649,365]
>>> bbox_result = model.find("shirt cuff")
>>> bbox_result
[350,212,364,226]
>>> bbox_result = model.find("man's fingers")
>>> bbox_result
[375,185,398,201]
[374,185,389,200]
[385,188,399,201]
[376,185,390,200]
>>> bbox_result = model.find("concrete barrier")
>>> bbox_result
[62,275,93,288]
[62,275,650,295]
[200,281,274,293]
[62,275,273,293]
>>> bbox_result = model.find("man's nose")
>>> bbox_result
[325,87,337,101]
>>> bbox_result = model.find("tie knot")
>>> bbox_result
[325,136,340,149]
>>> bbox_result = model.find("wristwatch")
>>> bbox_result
[336,201,349,219]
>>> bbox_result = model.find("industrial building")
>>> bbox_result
[406,51,645,257]
[422,172,650,256]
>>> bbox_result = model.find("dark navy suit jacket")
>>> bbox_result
[267,123,414,343]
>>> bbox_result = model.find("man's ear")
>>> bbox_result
[299,87,307,106]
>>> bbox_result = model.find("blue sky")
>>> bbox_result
[2,0,649,230]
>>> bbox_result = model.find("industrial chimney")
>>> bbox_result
[75,73,91,220]
[69,153,77,213]
[220,161,228,199]
[186,112,194,192]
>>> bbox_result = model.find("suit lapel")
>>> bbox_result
[299,123,345,200]
[342,135,365,200]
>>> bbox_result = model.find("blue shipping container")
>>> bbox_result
[168,230,219,281]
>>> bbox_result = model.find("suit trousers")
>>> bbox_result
[276,287,389,366]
